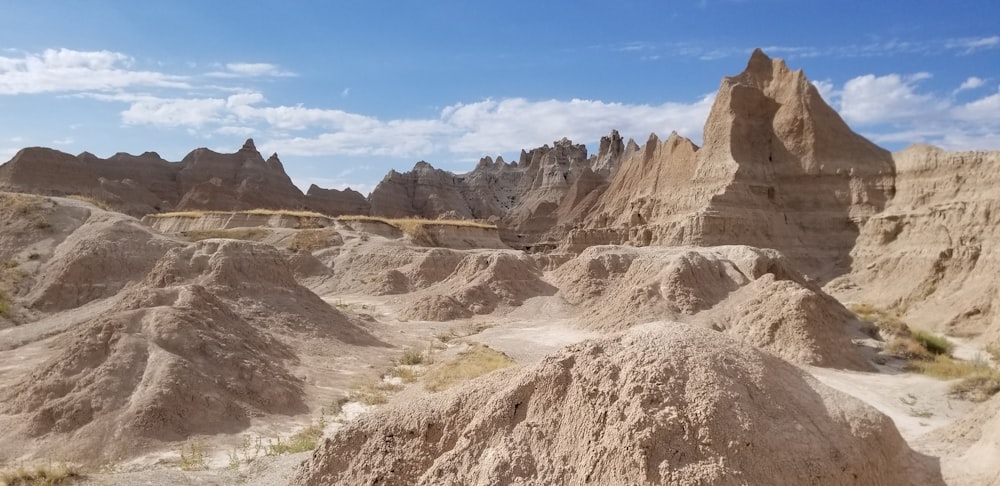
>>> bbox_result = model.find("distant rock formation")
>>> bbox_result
[0,139,369,218]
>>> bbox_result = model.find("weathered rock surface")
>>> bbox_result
[569,49,894,282]
[829,145,1000,344]
[554,245,873,369]
[293,324,937,486]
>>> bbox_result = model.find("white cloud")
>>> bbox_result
[0,48,188,94]
[257,95,714,159]
[952,88,1000,123]
[839,72,947,124]
[341,87,350,98]
[820,72,1000,151]
[956,76,986,93]
[811,79,836,102]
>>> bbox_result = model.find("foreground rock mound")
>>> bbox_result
[555,245,872,369]
[294,324,936,486]
[0,240,377,463]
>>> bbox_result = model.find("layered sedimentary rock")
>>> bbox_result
[569,49,894,281]
[830,145,1000,342]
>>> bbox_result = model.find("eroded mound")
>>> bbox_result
[293,324,936,486]
[0,239,378,463]
[399,251,557,320]
[554,245,872,369]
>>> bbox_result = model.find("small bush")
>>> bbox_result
[886,337,934,360]
[398,348,425,365]
[424,344,515,392]
[267,417,325,454]
[911,330,954,356]
[0,462,81,485]
[179,439,209,471]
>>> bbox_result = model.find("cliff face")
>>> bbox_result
[830,145,1000,343]
[567,49,894,281]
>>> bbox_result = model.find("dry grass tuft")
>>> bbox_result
[348,377,403,405]
[147,209,332,220]
[0,462,81,485]
[178,440,209,471]
[182,228,270,242]
[338,215,496,237]
[424,344,515,392]
[288,228,337,252]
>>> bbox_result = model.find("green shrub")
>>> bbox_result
[911,330,954,356]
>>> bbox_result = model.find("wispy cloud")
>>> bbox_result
[946,35,1000,54]
[205,62,296,78]
[0,48,188,95]
[606,34,1000,61]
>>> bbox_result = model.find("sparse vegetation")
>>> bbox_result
[0,462,81,485]
[349,377,403,405]
[389,366,420,383]
[911,329,954,356]
[67,194,111,211]
[0,291,11,318]
[267,416,326,454]
[182,228,270,242]
[338,215,495,244]
[147,209,331,219]
[289,228,337,252]
[423,344,515,392]
[398,347,426,365]
[178,439,209,471]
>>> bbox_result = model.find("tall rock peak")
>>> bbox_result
[241,138,257,152]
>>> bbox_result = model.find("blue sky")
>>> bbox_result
[1,1,998,194]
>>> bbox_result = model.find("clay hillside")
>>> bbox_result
[0,49,997,486]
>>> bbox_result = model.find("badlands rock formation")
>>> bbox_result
[294,324,934,486]
[0,198,380,464]
[0,139,369,217]
[830,145,1000,345]
[554,245,873,370]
